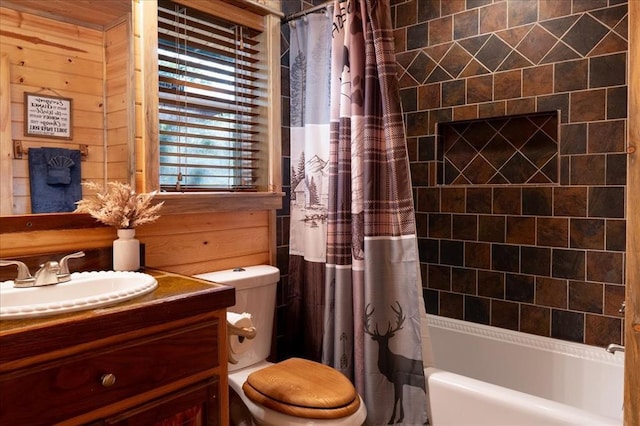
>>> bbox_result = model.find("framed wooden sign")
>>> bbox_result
[24,92,73,139]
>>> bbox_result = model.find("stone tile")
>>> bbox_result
[407,22,429,50]
[521,246,551,276]
[590,4,628,29]
[552,248,586,280]
[506,274,534,303]
[491,300,519,331]
[538,0,571,20]
[467,0,492,9]
[588,119,625,154]
[588,186,625,218]
[454,9,479,39]
[417,187,440,212]
[517,24,557,65]
[507,0,538,27]
[572,0,608,13]
[429,16,453,45]
[604,284,625,317]
[553,186,587,217]
[466,187,492,213]
[587,251,624,284]
[453,104,479,121]
[459,34,491,55]
[570,154,605,185]
[585,314,621,346]
[441,187,466,212]
[507,97,536,115]
[570,89,606,123]
[429,213,452,238]
[418,0,441,22]
[541,40,580,64]
[497,51,533,71]
[551,309,584,343]
[520,304,551,337]
[522,187,552,216]
[466,75,493,103]
[560,123,587,155]
[424,288,439,315]
[441,240,464,266]
[523,65,553,96]
[607,86,628,120]
[506,216,536,245]
[561,14,609,56]
[440,0,463,16]
[493,187,521,215]
[478,271,504,299]
[396,0,417,27]
[418,83,441,110]
[459,59,492,77]
[452,267,477,294]
[478,101,506,118]
[492,244,520,273]
[428,264,451,290]
[497,25,532,48]
[589,53,626,88]
[605,219,626,251]
[465,241,491,269]
[494,69,521,100]
[479,2,507,34]
[453,214,478,240]
[442,80,466,106]
[407,52,437,84]
[538,93,570,123]
[479,215,505,242]
[464,295,491,325]
[536,277,568,308]
[540,15,578,38]
[554,59,588,92]
[419,238,439,263]
[570,218,605,250]
[537,217,569,247]
[476,34,512,71]
[569,280,603,313]
[440,44,473,78]
[590,32,628,56]
[440,291,464,319]
[521,129,557,167]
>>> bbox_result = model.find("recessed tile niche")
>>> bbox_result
[438,111,559,185]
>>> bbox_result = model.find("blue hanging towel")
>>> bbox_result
[28,147,82,213]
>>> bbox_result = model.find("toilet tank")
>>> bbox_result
[193,265,280,372]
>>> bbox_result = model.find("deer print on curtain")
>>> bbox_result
[322,0,431,425]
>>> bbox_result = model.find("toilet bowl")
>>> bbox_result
[194,266,366,426]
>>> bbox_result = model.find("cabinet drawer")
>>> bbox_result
[0,320,218,425]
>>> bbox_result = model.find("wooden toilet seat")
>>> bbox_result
[242,357,361,419]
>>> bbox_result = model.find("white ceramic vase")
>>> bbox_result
[113,228,140,271]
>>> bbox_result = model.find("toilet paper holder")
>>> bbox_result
[227,322,256,364]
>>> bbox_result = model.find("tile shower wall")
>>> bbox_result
[393,0,627,346]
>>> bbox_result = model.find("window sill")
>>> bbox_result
[155,192,284,215]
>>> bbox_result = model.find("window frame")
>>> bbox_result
[137,0,282,212]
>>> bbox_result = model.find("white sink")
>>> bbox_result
[0,271,158,320]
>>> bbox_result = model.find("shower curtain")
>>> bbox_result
[289,1,431,424]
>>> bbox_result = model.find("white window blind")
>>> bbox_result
[157,0,265,191]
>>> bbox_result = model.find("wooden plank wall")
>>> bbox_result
[0,210,271,275]
[0,7,107,213]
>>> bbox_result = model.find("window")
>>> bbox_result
[157,0,266,192]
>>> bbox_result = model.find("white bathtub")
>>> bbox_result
[425,314,624,425]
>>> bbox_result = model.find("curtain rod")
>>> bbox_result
[281,0,335,24]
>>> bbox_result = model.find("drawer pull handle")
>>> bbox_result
[101,373,117,387]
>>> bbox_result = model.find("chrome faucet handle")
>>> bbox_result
[58,251,85,282]
[606,343,625,354]
[0,260,35,287]
[34,261,61,286]
[619,301,625,314]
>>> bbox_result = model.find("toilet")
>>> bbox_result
[194,265,367,426]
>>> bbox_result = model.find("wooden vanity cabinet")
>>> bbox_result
[0,271,234,426]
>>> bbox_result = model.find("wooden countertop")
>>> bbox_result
[0,269,235,368]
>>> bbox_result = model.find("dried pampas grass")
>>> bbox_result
[75,181,164,229]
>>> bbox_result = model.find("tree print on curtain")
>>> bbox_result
[322,0,431,424]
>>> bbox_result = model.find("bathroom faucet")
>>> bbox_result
[1,251,85,287]
[606,344,624,354]
[33,261,61,286]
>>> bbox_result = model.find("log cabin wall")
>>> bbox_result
[0,4,273,276]
[0,7,108,214]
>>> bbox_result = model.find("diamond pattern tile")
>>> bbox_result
[439,112,559,185]
[417,8,626,88]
